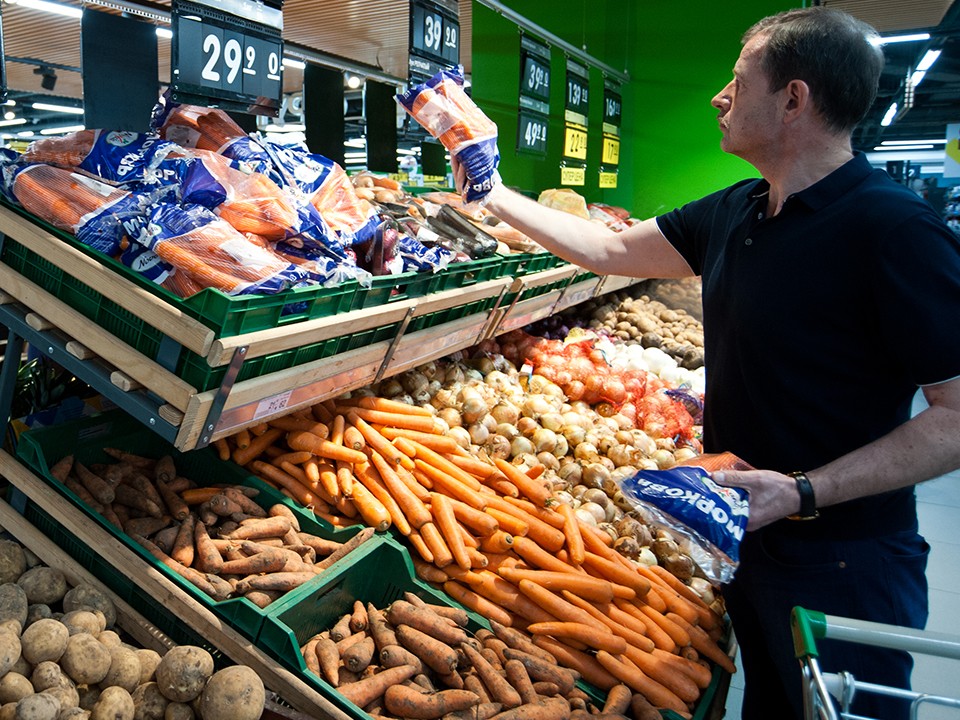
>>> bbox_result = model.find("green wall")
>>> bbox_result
[471,1,792,217]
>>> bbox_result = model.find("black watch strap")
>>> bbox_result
[786,471,819,521]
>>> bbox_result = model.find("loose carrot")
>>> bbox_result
[492,458,551,506]
[407,530,434,563]
[413,460,487,510]
[460,641,522,709]
[223,514,291,540]
[396,465,431,502]
[380,426,461,453]
[336,406,440,433]
[156,480,190,522]
[623,645,700,704]
[192,521,223,574]
[594,651,690,716]
[407,441,482,491]
[502,496,565,530]
[335,460,354,496]
[430,493,471,571]
[483,508,528,538]
[345,479,391,532]
[337,664,419,708]
[234,428,252,450]
[515,580,607,633]
[379,644,423,675]
[213,439,231,462]
[232,428,283,467]
[526,621,627,655]
[667,612,736,674]
[181,487,221,505]
[477,530,515,554]
[268,415,328,435]
[314,636,340,686]
[442,580,513,627]
[269,451,314,467]
[341,425,365,451]
[287,431,367,465]
[73,462,114,505]
[497,566,615,604]
[581,551,651,598]
[419,521,454,568]
[354,462,410,535]
[301,637,321,679]
[441,453,502,481]
[315,526,376,571]
[369,449,431,529]
[643,564,720,629]
[556,503,585,565]
[482,496,565,551]
[445,497,498,537]
[384,685,480,718]
[251,461,320,507]
[348,413,406,467]
[651,647,713,690]
[559,591,655,654]
[395,624,459,675]
[170,514,196,567]
[130,534,218,598]
[386,600,468,647]
[637,603,691,648]
[614,600,675,653]
[501,645,582,695]
[467,571,556,626]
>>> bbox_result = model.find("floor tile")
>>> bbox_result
[917,475,960,508]
[925,588,960,635]
[918,502,960,545]
[724,685,743,718]
[925,539,960,595]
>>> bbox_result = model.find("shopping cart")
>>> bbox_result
[791,606,960,719]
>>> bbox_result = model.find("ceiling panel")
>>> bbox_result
[824,0,954,32]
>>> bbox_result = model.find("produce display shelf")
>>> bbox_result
[257,536,491,720]
[0,448,355,720]
[14,410,365,643]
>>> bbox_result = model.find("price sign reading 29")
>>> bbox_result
[200,32,280,87]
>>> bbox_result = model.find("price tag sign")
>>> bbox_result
[253,389,293,421]
[519,35,550,112]
[599,170,618,189]
[560,165,586,186]
[563,124,587,161]
[410,0,459,67]
[517,109,548,156]
[603,85,622,135]
[172,0,283,116]
[602,136,620,165]
[0,4,6,104]
[565,59,589,126]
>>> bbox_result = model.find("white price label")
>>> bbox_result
[253,390,293,421]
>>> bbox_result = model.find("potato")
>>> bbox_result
[130,684,167,720]
[89,688,132,720]
[95,632,121,650]
[10,658,31,678]
[0,703,15,720]
[0,542,26,586]
[0,585,29,631]
[0,673,33,704]
[25,606,52,627]
[101,647,140,694]
[135,651,161,686]
[154,648,213,703]
[61,588,114,631]
[57,709,89,720]
[30,663,63,694]
[162,704,192,720]
[14,693,60,720]
[75,688,98,713]
[21,619,69,665]
[60,635,111,686]
[59,613,100,638]
[0,631,22,677]
[198,667,263,720]
[17,569,67,607]
[40,687,77,716]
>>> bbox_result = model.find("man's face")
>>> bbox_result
[711,34,783,161]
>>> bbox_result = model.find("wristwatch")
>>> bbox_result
[786,471,819,521]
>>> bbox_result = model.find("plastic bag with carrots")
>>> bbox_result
[396,66,500,203]
[617,454,752,584]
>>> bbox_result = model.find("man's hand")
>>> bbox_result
[714,469,805,530]
[450,154,467,195]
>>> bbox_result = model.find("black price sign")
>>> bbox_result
[410,0,459,66]
[565,62,589,123]
[0,3,6,104]
[521,50,550,104]
[517,110,548,155]
[603,87,621,128]
[172,0,283,116]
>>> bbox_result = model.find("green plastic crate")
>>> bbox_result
[428,256,504,292]
[407,296,500,333]
[257,536,489,720]
[352,271,436,309]
[498,252,558,278]
[15,410,365,642]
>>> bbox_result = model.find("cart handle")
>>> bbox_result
[791,606,960,661]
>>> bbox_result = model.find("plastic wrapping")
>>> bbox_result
[136,203,307,296]
[617,455,751,584]
[396,66,501,203]
[154,101,247,152]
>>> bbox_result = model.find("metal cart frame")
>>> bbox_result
[791,606,960,719]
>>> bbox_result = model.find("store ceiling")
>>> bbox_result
[0,0,957,148]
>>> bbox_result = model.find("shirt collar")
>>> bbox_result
[746,152,873,212]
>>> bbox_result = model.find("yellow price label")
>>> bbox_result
[563,126,588,160]
[602,137,620,165]
[560,166,586,186]
[599,171,618,188]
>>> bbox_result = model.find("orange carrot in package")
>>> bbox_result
[157,103,246,151]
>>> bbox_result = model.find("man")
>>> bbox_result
[454,7,960,719]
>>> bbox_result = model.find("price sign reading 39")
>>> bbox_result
[411,1,459,65]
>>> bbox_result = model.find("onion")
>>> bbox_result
[607,444,635,468]
[468,423,490,445]
[565,380,585,401]
[553,490,575,506]
[673,447,699,464]
[517,417,540,437]
[513,453,539,470]
[652,449,676,469]
[521,395,553,419]
[536,451,560,471]
[532,428,558,454]
[602,378,627,404]
[484,434,511,459]
[552,435,569,458]
[400,371,429,396]
[581,488,609,507]
[418,361,439,380]
[491,402,520,425]
[432,388,458,409]
[496,423,520,441]
[539,412,564,432]
[447,426,472,449]
[445,365,465,384]
[432,417,450,434]
[379,379,404,397]
[637,547,658,566]
[574,442,599,462]
[581,463,611,489]
[558,462,582,486]
[461,397,488,425]
[630,431,658,457]
[560,424,587,446]
[511,436,535,458]
[578,502,607,524]
[688,577,716,605]
[575,507,598,526]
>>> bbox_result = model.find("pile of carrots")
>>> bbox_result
[302,592,666,719]
[217,396,735,717]
[47,450,376,607]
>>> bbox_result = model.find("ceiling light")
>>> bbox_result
[910,70,926,88]
[6,0,82,19]
[0,118,26,127]
[344,138,366,148]
[3,100,15,107]
[16,131,36,137]
[916,49,942,72]
[344,152,367,159]
[31,102,83,114]
[263,123,305,132]
[155,27,172,39]
[282,57,306,70]
[873,32,930,45]
[33,65,58,91]
[920,166,944,174]
[3,112,14,121]
[346,75,361,89]
[873,144,934,151]
[880,139,947,146]
[40,124,84,135]
[880,102,898,127]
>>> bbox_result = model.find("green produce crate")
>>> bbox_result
[257,536,489,720]
[498,252,558,278]
[428,256,505,292]
[407,296,500,333]
[351,271,436,309]
[15,410,366,643]
[0,202,382,392]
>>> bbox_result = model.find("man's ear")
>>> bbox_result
[783,79,811,123]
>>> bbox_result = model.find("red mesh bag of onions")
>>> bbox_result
[504,332,696,441]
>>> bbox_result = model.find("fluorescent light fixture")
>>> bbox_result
[343,152,368,160]
[0,118,27,127]
[397,148,418,155]
[282,57,306,70]
[346,75,361,89]
[156,27,172,39]
[40,124,84,135]
[263,123,305,132]
[873,32,930,45]
[16,131,36,137]
[3,100,15,107]
[880,139,947,146]
[3,112,14,121]
[6,0,82,19]
[873,144,934,151]
[344,138,366,148]
[910,69,926,87]
[880,102,898,127]
[31,102,83,114]
[916,49,942,72]
[920,165,944,173]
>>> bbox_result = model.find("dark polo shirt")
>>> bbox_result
[656,153,960,538]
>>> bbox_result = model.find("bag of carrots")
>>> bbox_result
[396,66,501,203]
[152,93,247,152]
[181,149,299,241]
[135,203,309,296]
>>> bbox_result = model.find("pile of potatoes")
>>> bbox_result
[0,538,264,720]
